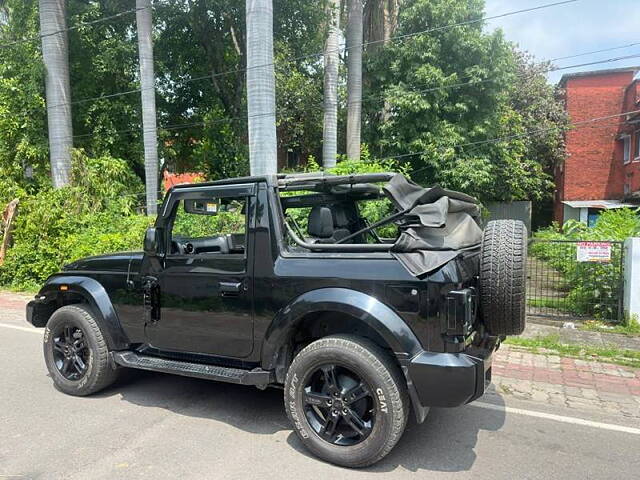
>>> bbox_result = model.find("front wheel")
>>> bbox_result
[43,305,119,396]
[284,335,409,468]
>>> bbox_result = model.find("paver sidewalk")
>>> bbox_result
[492,344,640,418]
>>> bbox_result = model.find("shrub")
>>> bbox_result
[284,150,408,238]
[531,208,640,321]
[0,152,151,290]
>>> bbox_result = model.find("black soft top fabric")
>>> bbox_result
[383,174,483,277]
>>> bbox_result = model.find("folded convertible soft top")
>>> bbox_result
[383,174,483,277]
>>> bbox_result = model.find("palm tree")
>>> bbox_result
[136,0,159,216]
[346,0,363,161]
[322,0,340,169]
[39,0,72,187]
[246,0,277,175]
[364,0,399,48]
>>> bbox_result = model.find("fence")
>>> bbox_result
[527,239,625,323]
[486,200,532,234]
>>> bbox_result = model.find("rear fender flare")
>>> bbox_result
[261,287,422,370]
[38,275,130,350]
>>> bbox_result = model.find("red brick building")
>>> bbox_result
[555,67,640,226]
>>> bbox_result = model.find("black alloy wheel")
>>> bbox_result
[285,335,409,468]
[303,364,375,446]
[44,305,119,396]
[51,323,90,380]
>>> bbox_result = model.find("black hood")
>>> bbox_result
[64,252,143,272]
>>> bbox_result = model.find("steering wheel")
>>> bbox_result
[171,240,188,255]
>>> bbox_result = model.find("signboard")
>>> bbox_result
[576,242,612,263]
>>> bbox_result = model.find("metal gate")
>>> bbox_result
[527,239,625,323]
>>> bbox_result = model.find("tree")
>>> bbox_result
[39,0,72,187]
[136,0,159,216]
[246,0,277,175]
[346,0,363,161]
[0,0,48,191]
[322,0,340,168]
[506,49,568,226]
[364,0,399,48]
[364,0,556,203]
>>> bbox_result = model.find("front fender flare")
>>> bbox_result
[261,287,422,370]
[37,275,130,350]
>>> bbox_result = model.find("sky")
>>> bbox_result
[483,0,640,83]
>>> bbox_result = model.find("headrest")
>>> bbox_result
[308,206,334,238]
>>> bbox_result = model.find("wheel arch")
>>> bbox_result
[261,288,422,382]
[35,275,130,350]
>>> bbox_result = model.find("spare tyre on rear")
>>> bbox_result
[479,219,527,336]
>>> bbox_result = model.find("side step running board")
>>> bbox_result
[112,351,273,388]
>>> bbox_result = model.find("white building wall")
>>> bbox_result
[624,237,640,323]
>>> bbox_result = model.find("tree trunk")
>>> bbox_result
[364,0,399,47]
[322,0,341,169]
[39,0,72,188]
[246,0,277,175]
[136,0,159,216]
[346,0,363,161]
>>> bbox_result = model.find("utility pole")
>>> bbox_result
[39,0,72,187]
[136,0,159,216]
[246,0,277,175]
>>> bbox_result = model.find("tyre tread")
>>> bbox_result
[285,334,409,468]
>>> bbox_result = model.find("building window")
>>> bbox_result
[636,131,640,160]
[622,135,631,164]
[624,183,630,196]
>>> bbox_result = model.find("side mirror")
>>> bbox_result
[144,227,160,256]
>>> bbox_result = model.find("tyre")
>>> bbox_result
[479,219,527,336]
[284,335,409,468]
[43,304,119,396]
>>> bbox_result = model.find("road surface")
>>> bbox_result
[0,293,638,479]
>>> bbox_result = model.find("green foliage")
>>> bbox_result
[363,0,566,203]
[0,153,150,290]
[284,153,406,237]
[530,209,640,321]
[173,199,246,238]
[0,0,48,188]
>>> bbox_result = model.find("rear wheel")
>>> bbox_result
[479,219,527,335]
[284,335,409,468]
[43,305,119,396]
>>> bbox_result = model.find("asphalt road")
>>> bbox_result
[1,313,639,479]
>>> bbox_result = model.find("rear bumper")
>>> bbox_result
[407,347,493,409]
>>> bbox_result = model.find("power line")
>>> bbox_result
[71,110,277,140]
[44,0,580,111]
[352,52,640,107]
[354,0,580,53]
[0,6,148,49]
[551,41,640,62]
[67,49,640,142]
[402,109,640,177]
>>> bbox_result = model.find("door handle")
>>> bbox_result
[219,281,242,296]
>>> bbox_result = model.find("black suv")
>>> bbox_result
[27,172,526,467]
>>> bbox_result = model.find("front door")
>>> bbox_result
[144,184,255,358]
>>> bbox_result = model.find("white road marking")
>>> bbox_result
[0,322,41,334]
[473,401,640,435]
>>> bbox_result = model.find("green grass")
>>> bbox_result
[527,297,569,310]
[580,319,640,337]
[504,334,640,368]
